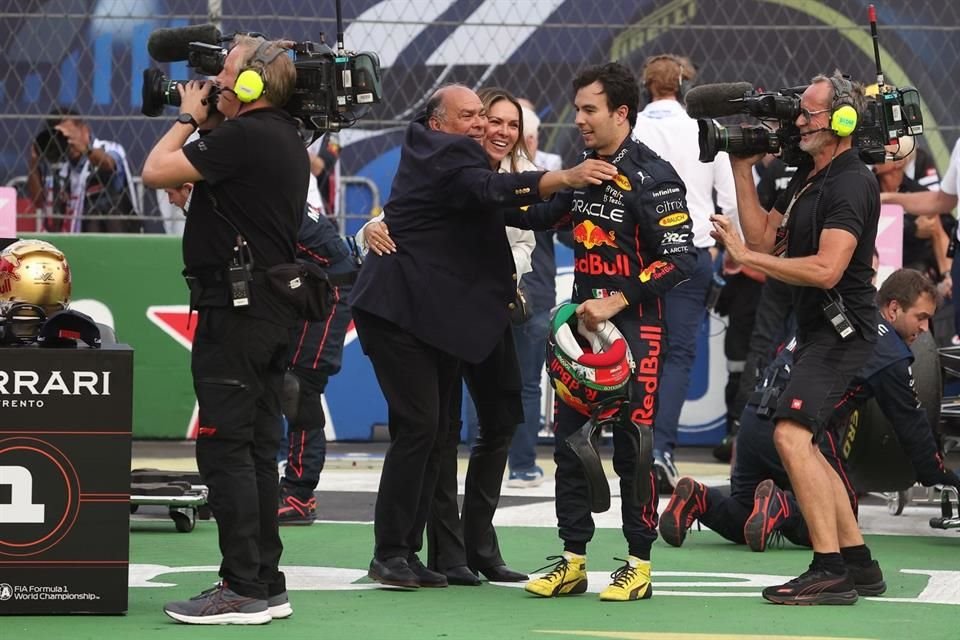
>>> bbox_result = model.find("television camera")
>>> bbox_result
[140,2,382,133]
[688,5,923,166]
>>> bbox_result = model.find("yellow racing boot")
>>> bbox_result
[599,556,652,601]
[524,552,588,597]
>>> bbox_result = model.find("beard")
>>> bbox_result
[798,129,834,155]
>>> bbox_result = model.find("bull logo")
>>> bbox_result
[572,220,617,250]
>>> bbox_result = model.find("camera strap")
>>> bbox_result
[773,182,814,257]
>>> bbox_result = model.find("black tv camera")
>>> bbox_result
[690,4,923,167]
[140,1,382,132]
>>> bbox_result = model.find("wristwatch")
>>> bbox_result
[176,113,199,131]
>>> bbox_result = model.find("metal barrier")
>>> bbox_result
[7,174,383,235]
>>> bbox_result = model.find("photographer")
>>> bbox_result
[27,108,141,233]
[142,35,308,624]
[710,72,880,606]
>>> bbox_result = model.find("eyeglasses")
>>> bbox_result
[799,106,831,121]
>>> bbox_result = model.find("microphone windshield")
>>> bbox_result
[685,82,755,119]
[147,24,222,63]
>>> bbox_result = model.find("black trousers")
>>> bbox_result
[732,278,795,421]
[353,308,460,560]
[192,307,290,600]
[427,328,523,572]
[281,368,329,496]
[282,282,353,495]
[553,312,660,559]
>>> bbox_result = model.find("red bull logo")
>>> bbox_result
[0,256,20,296]
[639,260,674,283]
[576,253,630,276]
[631,324,663,426]
[572,220,617,250]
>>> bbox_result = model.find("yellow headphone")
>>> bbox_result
[234,40,284,103]
[828,75,858,137]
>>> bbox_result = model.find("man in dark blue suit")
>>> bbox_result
[350,84,615,588]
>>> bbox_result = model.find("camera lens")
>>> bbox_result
[697,119,780,161]
[141,68,185,117]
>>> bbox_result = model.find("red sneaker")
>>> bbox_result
[658,476,708,547]
[743,479,791,552]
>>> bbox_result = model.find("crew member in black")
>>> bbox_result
[508,62,696,602]
[710,72,881,605]
[661,269,958,561]
[277,210,358,525]
[143,36,308,624]
[350,83,617,589]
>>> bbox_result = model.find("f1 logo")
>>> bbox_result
[0,466,45,524]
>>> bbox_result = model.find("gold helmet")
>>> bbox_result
[0,239,72,342]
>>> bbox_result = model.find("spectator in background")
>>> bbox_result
[633,54,739,491]
[881,137,960,340]
[518,98,563,171]
[28,108,142,233]
[873,137,952,287]
[162,183,193,218]
[505,105,563,489]
[308,132,341,217]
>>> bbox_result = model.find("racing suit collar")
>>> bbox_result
[587,134,635,167]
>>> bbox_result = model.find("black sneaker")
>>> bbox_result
[277,493,317,525]
[846,560,886,596]
[762,566,858,605]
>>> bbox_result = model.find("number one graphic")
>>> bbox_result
[0,466,45,524]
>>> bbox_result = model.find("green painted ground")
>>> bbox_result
[5,522,960,640]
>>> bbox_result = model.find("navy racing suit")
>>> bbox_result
[505,135,696,558]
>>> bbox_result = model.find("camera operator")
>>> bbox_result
[662,267,958,560]
[710,72,880,606]
[142,35,308,625]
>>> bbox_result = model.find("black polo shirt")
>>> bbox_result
[181,107,309,322]
[774,147,880,339]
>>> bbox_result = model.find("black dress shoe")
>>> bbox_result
[444,566,482,586]
[368,557,419,589]
[477,564,528,582]
[407,555,448,588]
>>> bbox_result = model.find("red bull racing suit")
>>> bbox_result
[504,135,696,558]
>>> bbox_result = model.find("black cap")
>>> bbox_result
[37,309,102,348]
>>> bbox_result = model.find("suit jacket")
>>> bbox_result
[350,121,545,363]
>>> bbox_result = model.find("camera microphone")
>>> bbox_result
[685,82,755,119]
[147,24,222,62]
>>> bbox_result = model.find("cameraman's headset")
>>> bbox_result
[828,75,858,137]
[233,40,285,103]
